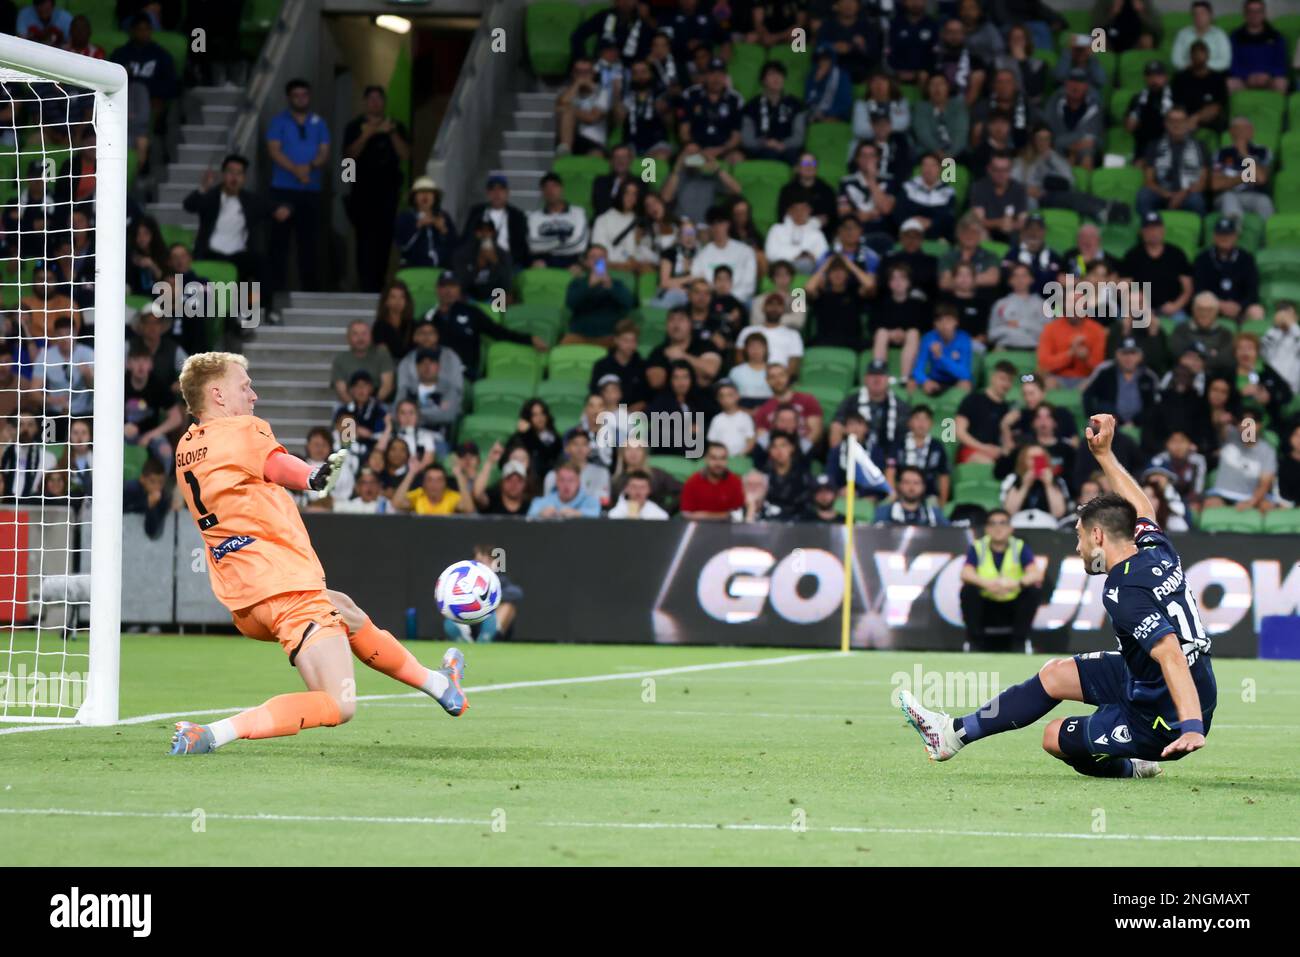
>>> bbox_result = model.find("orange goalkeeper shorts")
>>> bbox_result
[231,590,347,665]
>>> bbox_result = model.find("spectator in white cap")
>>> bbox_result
[394,176,458,269]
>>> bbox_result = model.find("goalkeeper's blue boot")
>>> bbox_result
[169,721,216,755]
[435,647,469,717]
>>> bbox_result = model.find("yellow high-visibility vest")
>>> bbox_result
[975,536,1025,602]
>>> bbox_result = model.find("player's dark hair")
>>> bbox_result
[1076,492,1137,540]
[222,153,249,172]
[986,507,1010,522]
[897,465,926,484]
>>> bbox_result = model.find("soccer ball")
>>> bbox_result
[435,560,502,625]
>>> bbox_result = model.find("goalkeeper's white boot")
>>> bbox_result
[1130,759,1163,779]
[895,689,964,762]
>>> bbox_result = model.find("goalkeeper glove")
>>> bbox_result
[308,448,349,495]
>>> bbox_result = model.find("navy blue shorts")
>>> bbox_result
[1056,651,1213,762]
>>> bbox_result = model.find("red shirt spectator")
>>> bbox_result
[680,444,744,519]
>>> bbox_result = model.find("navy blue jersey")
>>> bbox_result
[677,85,744,148]
[1100,518,1216,712]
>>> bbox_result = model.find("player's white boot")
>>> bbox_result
[1130,759,1163,778]
[895,689,964,761]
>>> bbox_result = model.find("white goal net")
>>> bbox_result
[0,36,127,725]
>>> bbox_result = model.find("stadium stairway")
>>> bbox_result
[240,290,380,452]
[481,83,560,213]
[147,86,245,229]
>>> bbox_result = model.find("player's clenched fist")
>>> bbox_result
[1086,413,1116,455]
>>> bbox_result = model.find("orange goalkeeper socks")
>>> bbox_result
[348,619,448,697]
[226,691,342,741]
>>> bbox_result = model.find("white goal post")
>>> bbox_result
[0,35,127,725]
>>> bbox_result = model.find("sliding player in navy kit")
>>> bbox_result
[897,414,1215,778]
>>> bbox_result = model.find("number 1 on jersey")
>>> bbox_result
[183,470,219,530]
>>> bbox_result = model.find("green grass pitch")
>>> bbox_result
[2,634,1299,865]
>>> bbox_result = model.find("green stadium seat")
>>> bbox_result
[732,158,792,191]
[1108,85,1140,126]
[154,31,188,70]
[746,182,784,232]
[241,0,282,32]
[502,301,565,344]
[1240,318,1273,338]
[526,2,584,76]
[728,42,767,99]
[1287,92,1300,132]
[1059,8,1091,44]
[806,386,847,420]
[471,377,536,417]
[1261,279,1300,312]
[648,454,701,483]
[1105,126,1135,160]
[1229,89,1285,126]
[394,266,442,317]
[517,268,574,307]
[801,346,856,389]
[160,223,195,250]
[1198,506,1264,534]
[1273,168,1300,214]
[1254,247,1300,282]
[1091,166,1144,202]
[1265,213,1300,248]
[1071,165,1092,193]
[953,461,994,489]
[191,259,238,285]
[1116,51,1166,89]
[1044,387,1084,419]
[953,480,1004,511]
[985,350,1039,380]
[548,395,587,428]
[979,239,1009,260]
[547,343,606,381]
[1100,222,1138,258]
[1263,507,1300,534]
[1161,210,1202,258]
[1041,208,1079,252]
[727,455,754,476]
[806,122,854,184]
[537,377,587,403]
[123,444,148,482]
[457,413,517,452]
[485,341,544,385]
[834,495,878,521]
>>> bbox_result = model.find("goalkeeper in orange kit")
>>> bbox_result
[167,352,467,755]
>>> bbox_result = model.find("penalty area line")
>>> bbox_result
[0,807,1296,844]
[0,651,845,736]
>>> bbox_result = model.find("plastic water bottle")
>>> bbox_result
[405,607,418,641]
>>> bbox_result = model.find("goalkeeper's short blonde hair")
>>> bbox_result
[179,352,248,417]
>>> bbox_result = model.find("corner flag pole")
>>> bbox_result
[840,435,857,654]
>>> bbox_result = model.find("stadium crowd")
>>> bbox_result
[5,0,1300,536]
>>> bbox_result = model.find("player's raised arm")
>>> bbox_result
[264,448,347,495]
[1084,414,1156,519]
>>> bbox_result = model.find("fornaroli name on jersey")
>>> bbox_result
[1152,565,1185,600]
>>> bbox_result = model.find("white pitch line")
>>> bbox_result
[0,651,845,736]
[0,807,1296,844]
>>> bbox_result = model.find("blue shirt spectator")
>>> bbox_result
[1228,5,1289,88]
[267,88,331,192]
[16,2,73,45]
[806,48,854,123]
[527,465,603,518]
[912,311,974,390]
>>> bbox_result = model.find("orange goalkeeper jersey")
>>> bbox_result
[174,415,327,610]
